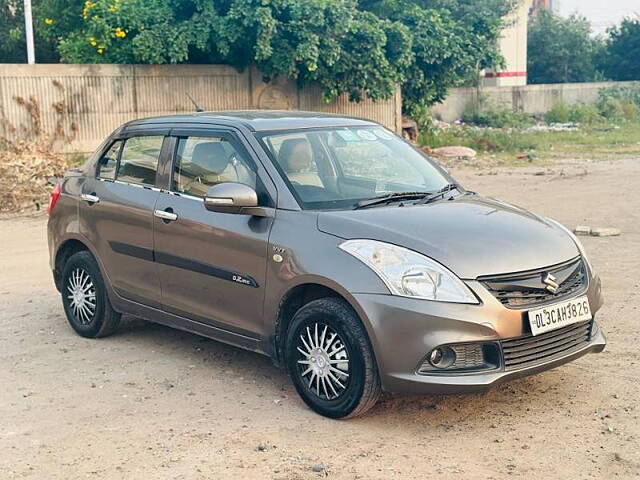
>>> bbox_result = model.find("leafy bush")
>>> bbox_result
[420,126,537,153]
[30,0,517,116]
[544,103,603,125]
[462,105,535,128]
[597,86,640,121]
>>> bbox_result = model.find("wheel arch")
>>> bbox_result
[271,281,377,368]
[53,237,95,291]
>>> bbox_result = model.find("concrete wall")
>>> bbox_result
[0,64,402,153]
[432,81,640,123]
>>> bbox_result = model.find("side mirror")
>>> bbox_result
[204,183,273,217]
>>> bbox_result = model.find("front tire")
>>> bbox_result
[285,298,381,418]
[61,251,121,338]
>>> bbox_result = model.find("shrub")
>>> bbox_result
[597,85,640,121]
[420,125,537,153]
[461,105,535,128]
[544,103,604,125]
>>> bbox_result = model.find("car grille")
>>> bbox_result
[480,257,587,309]
[501,321,593,371]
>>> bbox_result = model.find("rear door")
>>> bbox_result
[80,130,169,308]
[153,128,276,338]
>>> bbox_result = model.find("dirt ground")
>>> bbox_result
[1,157,639,479]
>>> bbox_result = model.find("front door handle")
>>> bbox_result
[154,209,178,222]
[81,193,100,204]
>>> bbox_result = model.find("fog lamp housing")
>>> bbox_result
[418,342,500,375]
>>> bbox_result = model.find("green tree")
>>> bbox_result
[528,10,602,84]
[362,0,516,118]
[599,17,640,81]
[0,0,58,63]
[16,0,515,117]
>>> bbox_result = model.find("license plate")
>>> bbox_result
[528,295,592,336]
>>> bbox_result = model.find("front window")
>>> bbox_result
[259,126,449,210]
[172,136,257,197]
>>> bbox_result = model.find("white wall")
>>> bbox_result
[432,81,640,122]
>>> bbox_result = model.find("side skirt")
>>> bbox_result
[109,291,266,355]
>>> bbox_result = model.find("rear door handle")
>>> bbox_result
[154,209,178,222]
[81,193,100,204]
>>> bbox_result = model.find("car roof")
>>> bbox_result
[123,110,379,132]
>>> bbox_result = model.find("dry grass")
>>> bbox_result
[0,81,76,213]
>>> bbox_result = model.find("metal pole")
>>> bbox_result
[24,0,35,64]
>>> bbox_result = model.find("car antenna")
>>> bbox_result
[186,92,204,112]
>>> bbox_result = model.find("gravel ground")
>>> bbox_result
[1,158,639,479]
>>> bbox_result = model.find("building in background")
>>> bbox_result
[530,0,560,17]
[483,0,534,87]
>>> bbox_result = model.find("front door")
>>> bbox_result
[80,133,168,308]
[153,130,275,338]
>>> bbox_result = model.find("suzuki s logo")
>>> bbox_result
[542,272,560,293]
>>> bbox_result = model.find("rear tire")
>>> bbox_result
[285,298,381,419]
[61,251,121,338]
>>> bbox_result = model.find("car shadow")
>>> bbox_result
[113,315,580,425]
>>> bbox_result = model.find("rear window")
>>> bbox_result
[116,136,164,186]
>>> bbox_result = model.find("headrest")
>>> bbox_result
[191,142,229,175]
[278,138,313,173]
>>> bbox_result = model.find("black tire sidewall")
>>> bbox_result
[286,300,368,419]
[61,251,108,338]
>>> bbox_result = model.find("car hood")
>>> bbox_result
[317,194,579,279]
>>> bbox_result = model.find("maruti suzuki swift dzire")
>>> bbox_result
[47,111,606,418]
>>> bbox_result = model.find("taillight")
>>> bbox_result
[48,183,61,215]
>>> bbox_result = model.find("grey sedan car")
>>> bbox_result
[47,111,606,418]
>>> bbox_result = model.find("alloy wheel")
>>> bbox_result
[66,267,96,325]
[296,322,350,400]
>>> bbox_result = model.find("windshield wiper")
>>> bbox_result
[416,183,461,205]
[354,191,430,210]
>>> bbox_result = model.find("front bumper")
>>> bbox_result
[354,273,605,395]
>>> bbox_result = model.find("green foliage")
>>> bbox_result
[462,104,535,128]
[14,0,515,116]
[596,85,640,121]
[528,11,603,84]
[599,18,640,81]
[544,103,603,125]
[420,125,538,153]
[364,0,517,117]
[0,0,59,62]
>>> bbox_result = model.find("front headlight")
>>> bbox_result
[339,239,479,304]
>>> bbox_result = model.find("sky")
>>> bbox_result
[559,0,639,34]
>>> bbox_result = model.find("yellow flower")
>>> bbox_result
[90,40,97,46]
[82,1,97,20]
[97,48,104,54]
[114,27,126,38]
[44,18,54,25]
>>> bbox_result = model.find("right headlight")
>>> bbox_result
[339,239,479,304]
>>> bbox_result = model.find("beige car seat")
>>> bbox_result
[176,142,253,197]
[278,139,323,187]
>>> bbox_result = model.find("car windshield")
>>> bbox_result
[258,126,450,210]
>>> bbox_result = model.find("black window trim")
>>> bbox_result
[166,127,274,207]
[95,139,123,181]
[95,133,168,188]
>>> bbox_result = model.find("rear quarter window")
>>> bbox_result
[97,141,122,180]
